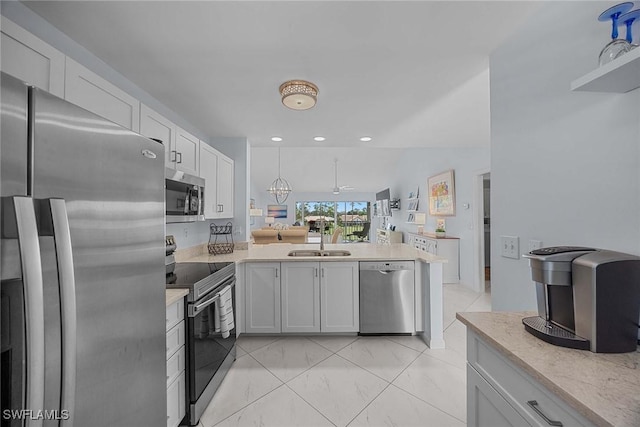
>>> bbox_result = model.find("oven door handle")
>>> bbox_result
[190,277,236,317]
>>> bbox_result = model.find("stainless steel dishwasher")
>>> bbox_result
[359,261,415,334]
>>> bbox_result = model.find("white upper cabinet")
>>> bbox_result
[1,17,65,97]
[216,153,234,218]
[199,143,219,218]
[174,127,199,176]
[139,104,177,168]
[64,57,140,131]
[199,142,234,219]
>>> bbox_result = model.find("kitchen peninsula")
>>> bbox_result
[457,311,640,427]
[175,243,447,348]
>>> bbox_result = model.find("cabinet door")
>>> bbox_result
[425,239,437,255]
[216,154,234,218]
[1,17,65,97]
[199,143,219,219]
[281,262,320,333]
[64,57,140,131]
[175,127,200,176]
[467,365,530,427]
[320,262,359,332]
[166,371,186,427]
[245,263,281,333]
[140,104,177,168]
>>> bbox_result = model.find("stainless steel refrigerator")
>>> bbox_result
[1,72,167,426]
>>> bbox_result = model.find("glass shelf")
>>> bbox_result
[571,47,640,93]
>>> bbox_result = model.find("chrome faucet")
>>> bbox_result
[319,217,325,251]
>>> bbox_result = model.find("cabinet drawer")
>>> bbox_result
[468,332,595,427]
[467,365,530,427]
[166,298,184,332]
[166,320,185,360]
[166,346,185,387]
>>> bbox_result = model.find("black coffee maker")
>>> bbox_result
[523,246,640,353]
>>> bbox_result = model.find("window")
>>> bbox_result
[295,200,370,240]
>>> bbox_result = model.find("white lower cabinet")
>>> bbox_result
[467,365,529,427]
[408,233,460,283]
[467,330,595,427]
[281,262,320,333]
[166,298,186,427]
[245,263,282,333]
[320,262,359,333]
[245,261,359,334]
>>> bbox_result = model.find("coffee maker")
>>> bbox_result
[523,246,640,353]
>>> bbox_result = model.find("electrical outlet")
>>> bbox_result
[183,228,188,239]
[501,235,519,259]
[529,240,543,252]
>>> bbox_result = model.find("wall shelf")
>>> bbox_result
[571,48,640,93]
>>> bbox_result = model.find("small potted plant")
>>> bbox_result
[435,227,446,238]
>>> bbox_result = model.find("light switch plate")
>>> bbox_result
[501,236,519,259]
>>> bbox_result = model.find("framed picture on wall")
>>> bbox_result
[428,169,456,216]
[267,204,287,218]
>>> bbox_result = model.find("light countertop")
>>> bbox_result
[456,311,640,427]
[166,288,188,307]
[175,242,448,264]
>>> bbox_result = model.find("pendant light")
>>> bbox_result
[268,147,292,204]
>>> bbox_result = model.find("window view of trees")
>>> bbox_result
[295,201,370,240]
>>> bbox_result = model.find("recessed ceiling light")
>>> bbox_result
[271,136,283,142]
[314,136,325,142]
[360,136,372,142]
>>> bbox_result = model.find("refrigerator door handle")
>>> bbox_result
[13,196,46,427]
[49,198,77,426]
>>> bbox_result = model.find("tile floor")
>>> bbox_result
[197,283,491,427]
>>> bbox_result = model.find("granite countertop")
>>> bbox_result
[175,242,447,264]
[166,288,189,307]
[456,311,640,427]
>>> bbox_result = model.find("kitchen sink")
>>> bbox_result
[287,250,352,257]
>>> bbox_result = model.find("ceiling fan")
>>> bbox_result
[332,158,354,194]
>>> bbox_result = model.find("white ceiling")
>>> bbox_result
[23,1,540,151]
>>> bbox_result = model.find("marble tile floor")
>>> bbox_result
[197,283,491,427]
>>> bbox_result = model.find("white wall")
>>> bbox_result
[389,147,490,286]
[490,1,640,311]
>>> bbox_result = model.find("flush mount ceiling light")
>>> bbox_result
[314,136,326,142]
[267,147,292,204]
[360,136,372,142]
[271,136,283,142]
[279,80,319,110]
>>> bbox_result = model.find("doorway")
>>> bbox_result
[482,174,491,291]
[473,169,491,293]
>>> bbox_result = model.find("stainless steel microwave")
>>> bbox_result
[165,168,205,223]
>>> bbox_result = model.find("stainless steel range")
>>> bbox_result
[166,242,236,426]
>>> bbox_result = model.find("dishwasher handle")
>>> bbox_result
[359,261,415,272]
